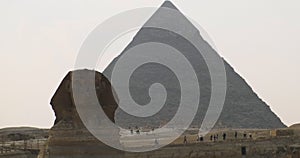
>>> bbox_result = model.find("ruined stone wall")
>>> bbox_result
[0,151,37,158]
[124,136,300,158]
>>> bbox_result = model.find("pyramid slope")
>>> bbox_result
[104,1,285,129]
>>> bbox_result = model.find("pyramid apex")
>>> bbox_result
[160,1,179,10]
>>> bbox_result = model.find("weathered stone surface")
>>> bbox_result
[51,69,118,127]
[0,127,48,142]
[123,136,300,158]
[289,124,300,136]
[0,151,38,158]
[103,0,286,129]
[290,124,300,129]
[39,69,123,158]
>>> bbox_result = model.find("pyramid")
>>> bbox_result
[104,1,285,129]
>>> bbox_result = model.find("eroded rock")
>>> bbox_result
[39,69,123,158]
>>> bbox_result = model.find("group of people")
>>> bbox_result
[129,126,157,135]
[128,126,254,145]
[209,133,227,141]
[183,135,205,144]
[182,131,253,144]
[208,131,253,142]
[129,126,141,135]
[182,132,229,144]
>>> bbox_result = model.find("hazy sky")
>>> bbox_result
[0,0,299,128]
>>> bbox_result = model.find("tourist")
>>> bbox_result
[183,136,188,144]
[235,131,238,139]
[130,129,133,135]
[223,133,227,140]
[249,133,252,139]
[200,136,204,142]
[129,127,134,135]
[155,138,159,145]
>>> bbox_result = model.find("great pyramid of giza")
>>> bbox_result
[104,1,285,129]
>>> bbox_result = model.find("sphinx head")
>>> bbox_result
[50,69,118,127]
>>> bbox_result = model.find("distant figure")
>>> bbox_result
[210,135,213,141]
[216,134,219,140]
[235,131,238,139]
[223,133,227,140]
[249,133,252,139]
[130,129,134,134]
[136,129,140,134]
[129,127,133,134]
[183,136,188,144]
[200,136,204,142]
[213,135,216,141]
[155,138,159,145]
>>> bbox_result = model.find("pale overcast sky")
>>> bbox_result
[0,0,299,128]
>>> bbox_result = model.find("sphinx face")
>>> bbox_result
[50,70,118,127]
